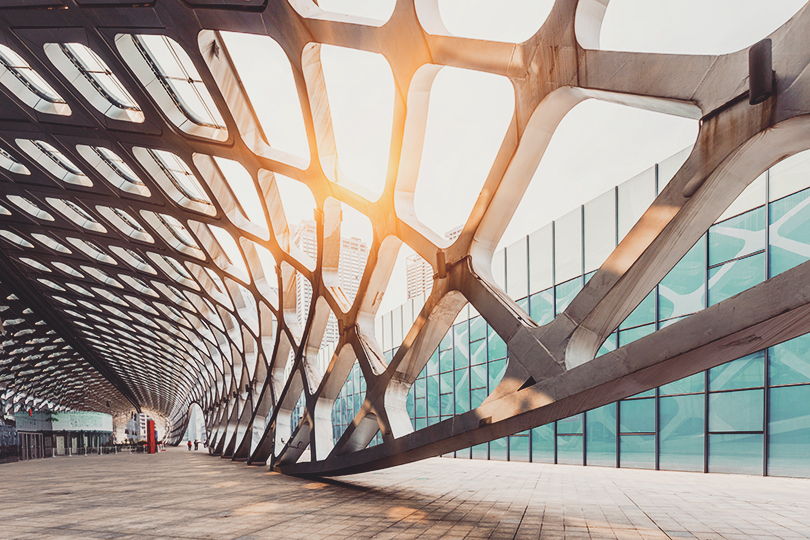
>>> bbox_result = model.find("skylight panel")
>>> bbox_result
[31,233,70,253]
[46,198,107,233]
[116,34,227,141]
[16,139,91,187]
[0,230,33,248]
[66,237,117,265]
[0,147,30,175]
[45,42,144,123]
[76,145,150,197]
[0,44,70,116]
[133,147,214,216]
[95,206,154,243]
[7,195,54,221]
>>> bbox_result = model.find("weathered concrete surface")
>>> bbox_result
[1,448,809,539]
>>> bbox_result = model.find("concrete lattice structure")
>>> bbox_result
[0,0,809,477]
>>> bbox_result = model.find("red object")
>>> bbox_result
[28,408,32,417]
[146,419,156,454]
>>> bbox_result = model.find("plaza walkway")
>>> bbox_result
[1,447,809,539]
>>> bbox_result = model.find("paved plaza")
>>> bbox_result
[1,448,809,539]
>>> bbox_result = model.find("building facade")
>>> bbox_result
[328,148,810,478]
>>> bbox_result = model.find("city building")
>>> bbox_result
[406,226,463,299]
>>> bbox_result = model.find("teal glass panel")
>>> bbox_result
[455,447,470,459]
[708,433,763,474]
[658,315,689,329]
[708,206,765,266]
[440,393,454,416]
[659,236,706,320]
[586,403,616,467]
[708,252,765,306]
[769,334,810,386]
[471,442,487,459]
[439,349,453,373]
[584,270,596,284]
[660,372,705,395]
[628,389,655,398]
[427,416,439,426]
[414,417,426,430]
[414,397,425,418]
[487,326,506,360]
[619,398,655,433]
[488,358,507,392]
[770,189,810,277]
[531,424,554,463]
[453,323,469,369]
[659,394,704,472]
[470,338,487,366]
[557,413,583,435]
[768,384,810,478]
[708,389,764,432]
[517,296,529,313]
[490,437,508,461]
[618,323,655,348]
[620,434,655,469]
[597,333,617,357]
[471,363,487,390]
[471,388,487,409]
[454,368,470,413]
[470,315,487,342]
[555,277,582,315]
[426,349,439,376]
[509,433,530,462]
[406,393,414,418]
[557,435,583,465]
[709,352,764,391]
[440,371,453,394]
[414,377,426,398]
[439,330,452,351]
[426,375,439,416]
[529,289,554,325]
[619,290,655,330]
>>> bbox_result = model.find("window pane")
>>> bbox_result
[770,188,810,277]
[619,398,655,433]
[487,326,506,360]
[528,224,553,294]
[509,433,530,462]
[556,435,583,465]
[531,424,554,463]
[529,288,554,326]
[769,150,810,202]
[554,207,582,284]
[618,167,656,242]
[660,372,705,396]
[454,368,469,413]
[768,384,810,478]
[620,434,655,469]
[488,358,507,392]
[557,413,583,435]
[708,207,765,266]
[659,236,706,320]
[708,252,765,306]
[659,394,704,472]
[709,433,763,475]
[708,389,764,432]
[453,323,469,369]
[490,437,508,461]
[584,188,616,273]
[472,442,488,459]
[555,277,582,315]
[469,315,486,342]
[619,290,655,330]
[506,237,528,299]
[618,322,654,348]
[709,352,764,391]
[769,334,810,386]
[586,404,616,467]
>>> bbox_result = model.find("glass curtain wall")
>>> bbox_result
[359,149,810,477]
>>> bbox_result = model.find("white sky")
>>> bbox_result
[223,0,808,315]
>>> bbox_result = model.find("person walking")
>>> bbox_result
[194,439,199,450]
[187,440,192,451]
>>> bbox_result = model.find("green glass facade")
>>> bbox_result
[325,149,810,477]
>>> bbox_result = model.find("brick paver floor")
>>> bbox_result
[1,447,808,539]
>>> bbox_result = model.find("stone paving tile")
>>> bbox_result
[1,449,809,539]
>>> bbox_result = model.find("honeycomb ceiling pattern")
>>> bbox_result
[1,0,810,475]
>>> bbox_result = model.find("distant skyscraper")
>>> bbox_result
[406,226,462,299]
[293,220,368,368]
